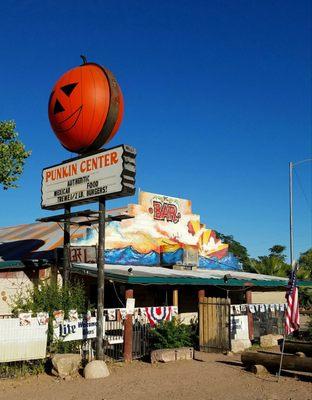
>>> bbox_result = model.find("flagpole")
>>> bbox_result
[289,162,294,267]
[278,160,294,381]
[277,332,286,381]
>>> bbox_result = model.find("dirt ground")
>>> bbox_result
[0,353,311,400]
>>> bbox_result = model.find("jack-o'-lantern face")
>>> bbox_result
[48,63,123,154]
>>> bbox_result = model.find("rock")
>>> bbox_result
[151,349,176,363]
[295,352,306,357]
[52,354,81,379]
[231,339,251,353]
[83,360,110,379]
[251,364,269,376]
[260,334,283,348]
[175,347,194,361]
[151,347,194,363]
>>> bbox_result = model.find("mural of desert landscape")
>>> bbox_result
[73,191,240,270]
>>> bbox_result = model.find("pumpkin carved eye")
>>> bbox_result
[54,99,65,114]
[61,83,78,97]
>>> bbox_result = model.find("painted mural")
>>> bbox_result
[73,191,241,271]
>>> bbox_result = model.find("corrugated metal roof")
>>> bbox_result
[0,222,86,262]
[71,263,311,287]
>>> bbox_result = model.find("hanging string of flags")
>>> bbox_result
[231,303,286,315]
[20,306,179,327]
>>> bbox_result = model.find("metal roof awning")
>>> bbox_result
[0,260,25,270]
[70,263,312,287]
[0,259,52,270]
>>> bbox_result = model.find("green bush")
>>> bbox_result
[0,360,45,379]
[11,280,87,318]
[10,280,87,352]
[149,319,193,350]
[50,339,82,354]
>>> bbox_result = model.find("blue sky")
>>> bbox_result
[0,0,311,261]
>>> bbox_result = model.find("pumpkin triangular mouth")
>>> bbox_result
[54,105,83,133]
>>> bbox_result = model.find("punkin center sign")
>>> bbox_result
[41,145,135,210]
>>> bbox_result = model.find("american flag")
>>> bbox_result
[285,262,300,335]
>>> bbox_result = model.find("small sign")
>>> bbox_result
[41,145,136,210]
[70,246,97,263]
[126,298,135,315]
[19,313,32,326]
[231,315,249,340]
[53,317,98,342]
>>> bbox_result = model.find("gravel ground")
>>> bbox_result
[0,353,311,400]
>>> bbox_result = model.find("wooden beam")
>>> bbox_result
[245,289,254,341]
[198,289,205,301]
[241,351,312,373]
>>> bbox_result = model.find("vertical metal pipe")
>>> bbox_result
[96,197,105,360]
[63,205,71,285]
[289,162,294,266]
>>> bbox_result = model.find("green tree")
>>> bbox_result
[0,120,31,189]
[249,245,290,277]
[297,248,312,280]
[297,248,312,309]
[269,245,287,261]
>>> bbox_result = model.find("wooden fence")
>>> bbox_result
[199,297,231,353]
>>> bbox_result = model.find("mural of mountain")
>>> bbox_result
[105,246,159,266]
[199,253,241,271]
[73,191,242,271]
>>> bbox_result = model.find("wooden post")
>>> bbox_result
[63,204,71,285]
[124,288,133,362]
[173,288,179,308]
[96,197,105,360]
[198,289,205,301]
[245,286,254,341]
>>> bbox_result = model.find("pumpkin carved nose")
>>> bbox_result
[54,99,65,114]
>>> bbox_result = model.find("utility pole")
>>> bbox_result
[63,204,71,285]
[96,197,105,360]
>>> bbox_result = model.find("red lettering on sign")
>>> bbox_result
[152,201,181,223]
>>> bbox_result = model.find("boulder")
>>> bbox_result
[260,334,283,348]
[83,360,110,379]
[52,353,81,379]
[251,364,269,376]
[151,347,194,363]
[231,339,251,353]
[151,349,176,364]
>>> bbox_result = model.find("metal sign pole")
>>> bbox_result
[63,204,71,285]
[96,197,105,360]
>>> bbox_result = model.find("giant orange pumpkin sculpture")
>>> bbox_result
[48,56,124,153]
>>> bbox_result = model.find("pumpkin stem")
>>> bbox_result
[80,55,87,64]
